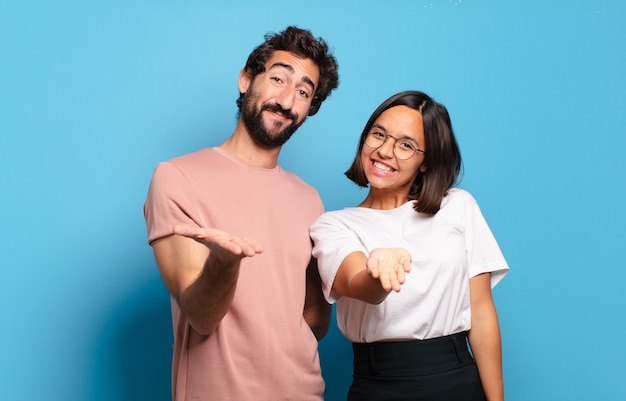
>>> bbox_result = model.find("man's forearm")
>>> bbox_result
[304,301,331,340]
[177,258,241,336]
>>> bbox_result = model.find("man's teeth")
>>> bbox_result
[373,161,393,173]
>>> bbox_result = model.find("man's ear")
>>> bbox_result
[238,68,251,93]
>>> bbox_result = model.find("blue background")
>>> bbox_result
[2,1,625,400]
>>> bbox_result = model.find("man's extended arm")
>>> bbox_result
[152,225,263,336]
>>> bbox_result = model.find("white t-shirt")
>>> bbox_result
[310,188,509,343]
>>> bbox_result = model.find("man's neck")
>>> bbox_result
[219,122,281,169]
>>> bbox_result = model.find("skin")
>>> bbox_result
[332,105,504,400]
[469,273,504,401]
[151,50,331,339]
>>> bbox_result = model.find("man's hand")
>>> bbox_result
[173,224,264,263]
[366,248,411,292]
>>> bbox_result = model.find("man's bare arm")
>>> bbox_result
[303,258,331,340]
[152,225,263,336]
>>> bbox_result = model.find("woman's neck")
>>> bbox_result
[358,189,410,210]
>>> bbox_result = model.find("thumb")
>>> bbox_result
[173,224,192,236]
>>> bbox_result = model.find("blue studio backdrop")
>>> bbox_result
[1,1,625,400]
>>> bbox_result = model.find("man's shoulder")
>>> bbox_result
[279,169,321,198]
[167,147,216,166]
[160,147,233,174]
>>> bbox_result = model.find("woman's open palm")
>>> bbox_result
[366,248,412,292]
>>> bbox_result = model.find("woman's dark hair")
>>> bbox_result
[236,26,339,116]
[344,90,463,215]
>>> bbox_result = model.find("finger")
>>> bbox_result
[229,237,263,257]
[401,255,412,272]
[240,237,264,254]
[173,224,194,237]
[396,267,406,285]
[389,272,402,292]
[379,272,394,292]
[173,225,212,243]
[366,260,381,279]
[403,261,411,273]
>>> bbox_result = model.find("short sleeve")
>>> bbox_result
[143,162,202,245]
[462,193,509,287]
[310,214,366,303]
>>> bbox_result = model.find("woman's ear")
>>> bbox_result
[419,163,427,173]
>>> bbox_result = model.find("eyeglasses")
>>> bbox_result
[364,131,425,160]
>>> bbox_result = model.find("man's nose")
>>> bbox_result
[275,88,295,111]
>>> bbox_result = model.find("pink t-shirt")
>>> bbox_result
[144,147,325,401]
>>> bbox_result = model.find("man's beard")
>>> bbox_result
[241,90,306,148]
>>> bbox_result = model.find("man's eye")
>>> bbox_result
[298,89,310,98]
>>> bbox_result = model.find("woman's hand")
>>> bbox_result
[366,248,412,292]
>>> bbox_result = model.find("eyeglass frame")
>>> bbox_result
[363,131,426,160]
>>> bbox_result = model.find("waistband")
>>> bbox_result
[351,331,473,377]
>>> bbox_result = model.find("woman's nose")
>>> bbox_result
[377,136,396,158]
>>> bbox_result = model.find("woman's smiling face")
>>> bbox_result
[360,105,427,193]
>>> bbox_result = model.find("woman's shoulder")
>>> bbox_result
[314,205,388,230]
[316,207,360,222]
[442,187,479,210]
[447,187,474,200]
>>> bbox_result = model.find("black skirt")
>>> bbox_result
[348,331,486,401]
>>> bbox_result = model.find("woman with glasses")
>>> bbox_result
[310,90,509,401]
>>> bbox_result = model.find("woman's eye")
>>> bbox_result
[399,141,415,150]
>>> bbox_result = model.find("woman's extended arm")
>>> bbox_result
[332,248,411,304]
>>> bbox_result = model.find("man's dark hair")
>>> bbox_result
[236,26,339,116]
[344,90,463,215]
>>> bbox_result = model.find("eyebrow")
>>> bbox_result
[268,62,316,92]
[371,123,419,143]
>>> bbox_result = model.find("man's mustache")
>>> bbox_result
[262,103,296,121]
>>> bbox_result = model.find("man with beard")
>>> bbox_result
[143,26,339,401]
